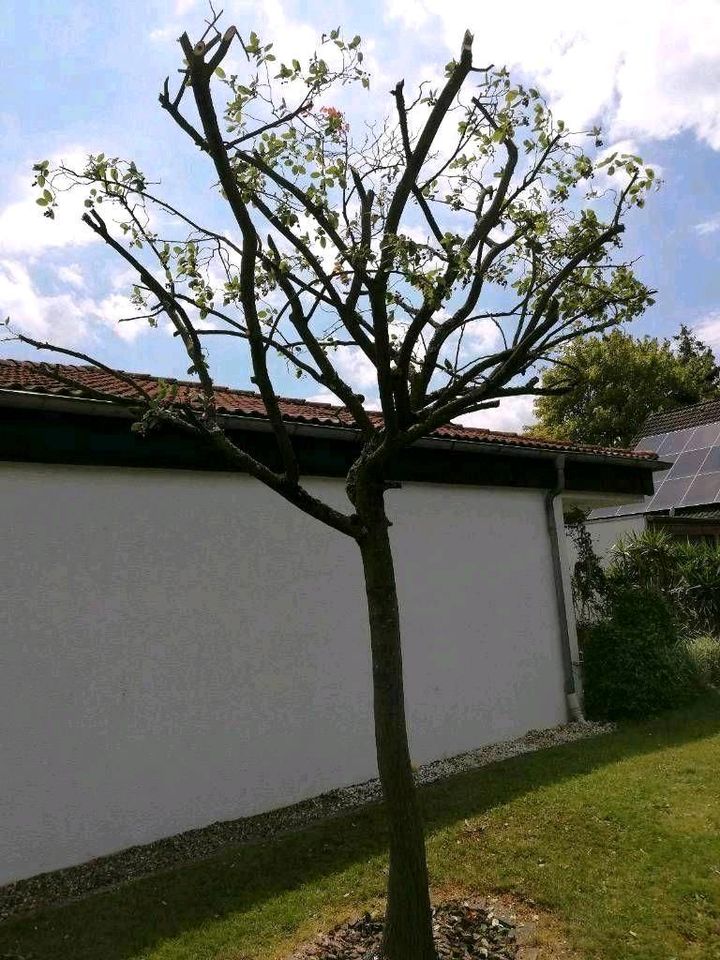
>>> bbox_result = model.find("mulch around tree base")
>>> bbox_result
[289,898,519,959]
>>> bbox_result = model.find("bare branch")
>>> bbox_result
[181,28,300,483]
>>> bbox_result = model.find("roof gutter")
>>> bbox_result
[0,388,663,471]
[545,455,584,722]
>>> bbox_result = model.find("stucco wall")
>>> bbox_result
[582,514,647,564]
[0,462,566,885]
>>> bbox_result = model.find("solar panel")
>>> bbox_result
[657,428,695,456]
[588,411,720,520]
[646,476,693,511]
[686,423,720,450]
[681,472,720,507]
[636,434,666,453]
[699,446,720,474]
[667,447,711,478]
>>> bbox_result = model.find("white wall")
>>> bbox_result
[0,463,566,885]
[584,514,647,564]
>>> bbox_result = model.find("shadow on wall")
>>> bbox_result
[0,696,718,960]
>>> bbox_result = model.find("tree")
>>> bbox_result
[7,14,655,958]
[531,326,720,448]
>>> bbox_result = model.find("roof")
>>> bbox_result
[0,359,659,464]
[641,397,720,436]
[590,402,720,520]
[664,506,720,522]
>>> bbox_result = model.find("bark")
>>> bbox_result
[356,484,436,960]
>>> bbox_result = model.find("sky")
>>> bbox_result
[3,0,720,432]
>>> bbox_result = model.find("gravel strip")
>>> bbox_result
[0,719,613,923]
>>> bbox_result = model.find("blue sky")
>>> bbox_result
[3,0,720,431]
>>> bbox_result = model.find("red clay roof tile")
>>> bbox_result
[0,359,658,463]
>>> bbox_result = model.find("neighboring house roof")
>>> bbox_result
[0,359,657,464]
[640,397,720,436]
[659,506,720,522]
[590,400,720,520]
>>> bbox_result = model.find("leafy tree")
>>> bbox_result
[7,14,655,958]
[531,326,720,447]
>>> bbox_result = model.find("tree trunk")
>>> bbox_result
[357,489,436,960]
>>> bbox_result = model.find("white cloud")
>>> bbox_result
[694,312,720,353]
[0,149,96,257]
[334,345,378,390]
[0,259,92,345]
[91,293,150,343]
[0,260,150,347]
[454,394,535,435]
[384,0,720,149]
[55,264,85,289]
[304,391,339,405]
[149,25,179,43]
[462,318,503,356]
[695,215,720,236]
[0,188,96,257]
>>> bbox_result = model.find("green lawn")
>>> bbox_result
[2,696,719,960]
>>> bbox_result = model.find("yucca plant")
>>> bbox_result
[673,543,720,632]
[606,529,720,633]
[608,529,678,594]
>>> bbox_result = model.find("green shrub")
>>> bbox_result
[603,529,720,634]
[608,529,678,595]
[671,542,720,632]
[582,588,700,721]
[685,633,720,688]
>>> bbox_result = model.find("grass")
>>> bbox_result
[1,695,719,960]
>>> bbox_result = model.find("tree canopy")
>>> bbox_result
[531,326,720,448]
[20,23,656,477]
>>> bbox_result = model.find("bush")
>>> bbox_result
[606,530,720,633]
[582,588,700,721]
[685,633,720,688]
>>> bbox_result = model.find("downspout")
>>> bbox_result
[545,455,584,722]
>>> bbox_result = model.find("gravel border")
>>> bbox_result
[0,719,613,922]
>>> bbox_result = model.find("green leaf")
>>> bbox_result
[35,198,48,206]
[215,66,226,79]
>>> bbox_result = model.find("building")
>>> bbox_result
[0,359,662,886]
[586,398,720,555]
